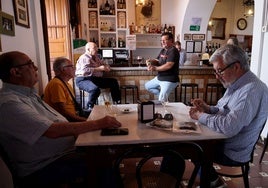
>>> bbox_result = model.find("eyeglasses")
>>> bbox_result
[154,113,174,121]
[213,61,237,76]
[13,60,35,68]
[63,65,74,68]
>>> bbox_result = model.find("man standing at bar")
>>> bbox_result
[145,32,179,101]
[75,42,121,112]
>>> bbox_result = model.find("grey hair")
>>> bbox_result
[209,44,249,71]
[53,57,69,74]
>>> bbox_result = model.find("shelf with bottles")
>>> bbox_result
[88,11,98,28]
[88,0,98,9]
[100,33,116,48]
[99,17,116,32]
[99,0,115,15]
[117,0,126,9]
[118,30,126,48]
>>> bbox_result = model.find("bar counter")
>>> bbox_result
[103,65,219,103]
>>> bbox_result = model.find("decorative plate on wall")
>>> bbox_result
[237,18,247,30]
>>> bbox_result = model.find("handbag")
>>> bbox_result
[55,77,89,118]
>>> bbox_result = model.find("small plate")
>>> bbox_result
[120,108,133,114]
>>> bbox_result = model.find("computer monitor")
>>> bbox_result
[102,49,113,59]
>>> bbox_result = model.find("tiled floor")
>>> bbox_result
[181,142,268,188]
[118,142,268,188]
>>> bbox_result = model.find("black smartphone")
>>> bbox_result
[101,128,129,136]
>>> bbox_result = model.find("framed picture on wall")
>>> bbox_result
[0,11,15,36]
[192,34,205,41]
[211,18,226,39]
[186,41,194,53]
[184,33,192,40]
[194,41,202,53]
[12,0,30,28]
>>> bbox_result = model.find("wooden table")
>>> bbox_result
[76,103,227,187]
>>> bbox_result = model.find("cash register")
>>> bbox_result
[113,49,129,66]
[101,49,114,65]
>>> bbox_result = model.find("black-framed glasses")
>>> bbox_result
[13,60,35,68]
[154,113,173,121]
[213,61,237,76]
[63,65,75,68]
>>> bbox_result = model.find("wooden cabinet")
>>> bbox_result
[81,0,127,49]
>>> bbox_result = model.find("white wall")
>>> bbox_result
[0,0,48,94]
[251,0,268,137]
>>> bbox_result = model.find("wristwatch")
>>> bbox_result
[237,18,247,30]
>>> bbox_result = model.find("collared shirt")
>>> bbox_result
[0,83,75,177]
[199,71,268,162]
[75,53,105,77]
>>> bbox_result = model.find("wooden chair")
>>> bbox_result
[215,120,267,188]
[114,146,185,188]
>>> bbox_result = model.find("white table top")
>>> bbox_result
[75,103,226,147]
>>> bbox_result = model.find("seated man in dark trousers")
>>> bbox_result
[75,42,121,112]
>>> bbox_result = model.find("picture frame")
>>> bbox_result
[194,41,202,53]
[186,41,194,53]
[210,18,226,39]
[0,11,15,36]
[192,34,205,41]
[12,0,30,28]
[184,33,192,40]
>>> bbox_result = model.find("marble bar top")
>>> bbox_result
[104,65,214,76]
[110,65,213,71]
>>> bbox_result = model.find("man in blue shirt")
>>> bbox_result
[189,44,268,187]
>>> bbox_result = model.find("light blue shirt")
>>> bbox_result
[199,71,268,162]
[0,83,75,177]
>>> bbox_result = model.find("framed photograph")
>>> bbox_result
[0,11,15,36]
[192,34,205,41]
[210,18,226,39]
[184,33,192,40]
[12,0,30,28]
[186,41,194,53]
[194,41,202,53]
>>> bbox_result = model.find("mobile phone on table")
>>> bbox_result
[101,128,129,136]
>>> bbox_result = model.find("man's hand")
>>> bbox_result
[97,116,121,129]
[190,98,210,113]
[99,65,111,72]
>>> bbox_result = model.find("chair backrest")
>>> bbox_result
[114,146,185,188]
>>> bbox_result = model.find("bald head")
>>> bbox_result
[85,42,98,56]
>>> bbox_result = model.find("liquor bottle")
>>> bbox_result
[88,0,92,8]
[122,0,126,9]
[104,0,110,15]
[164,24,168,33]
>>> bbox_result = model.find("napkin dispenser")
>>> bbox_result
[138,100,155,123]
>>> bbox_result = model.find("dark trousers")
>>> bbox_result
[209,142,243,181]
[20,151,90,188]
[76,76,121,108]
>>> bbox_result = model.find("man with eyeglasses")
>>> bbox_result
[189,44,268,187]
[0,51,121,187]
[145,32,179,102]
[43,57,88,122]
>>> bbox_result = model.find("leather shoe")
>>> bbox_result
[210,177,227,188]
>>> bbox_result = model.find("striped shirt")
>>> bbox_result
[75,53,105,77]
[199,71,268,162]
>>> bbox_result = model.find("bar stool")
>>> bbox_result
[79,89,86,109]
[180,83,199,104]
[174,84,180,102]
[205,83,224,105]
[120,85,139,104]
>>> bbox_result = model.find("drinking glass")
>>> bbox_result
[137,56,143,67]
[103,93,117,117]
[160,93,169,112]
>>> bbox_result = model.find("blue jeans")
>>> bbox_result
[145,76,178,100]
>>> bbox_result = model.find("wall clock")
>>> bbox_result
[237,18,247,30]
